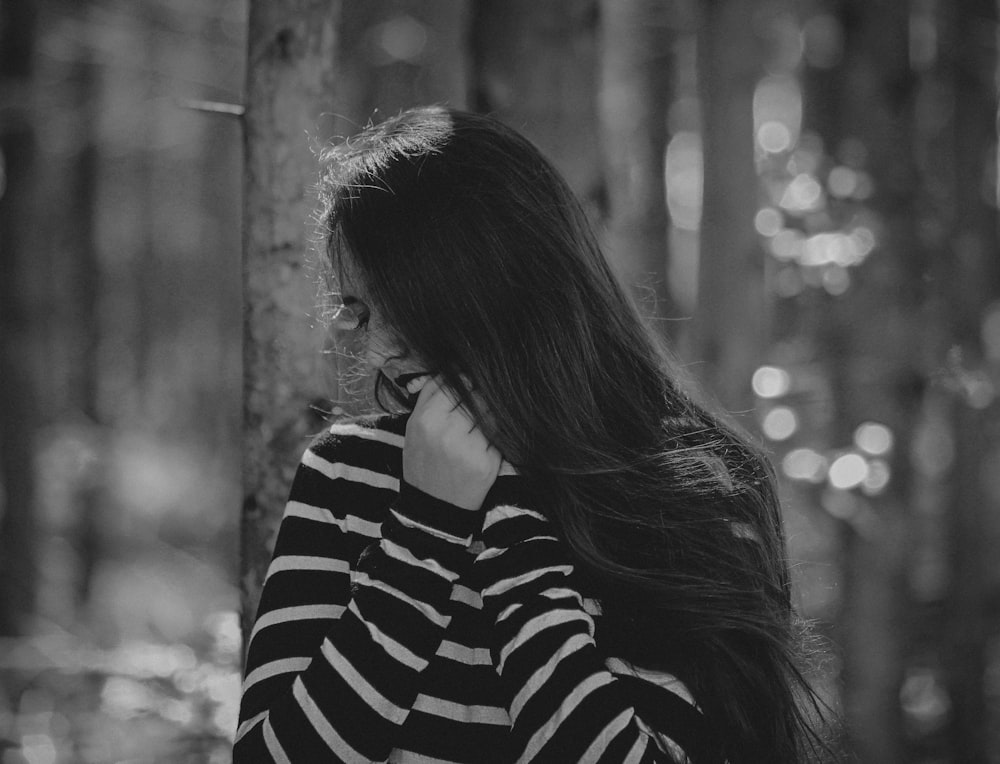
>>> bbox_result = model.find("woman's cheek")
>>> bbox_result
[364,327,400,369]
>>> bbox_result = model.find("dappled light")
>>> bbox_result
[827,452,869,491]
[0,612,240,762]
[664,130,703,232]
[901,667,950,737]
[762,406,798,441]
[854,422,893,456]
[782,448,828,484]
[1,0,997,761]
[751,364,791,398]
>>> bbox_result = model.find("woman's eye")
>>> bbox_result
[333,302,370,331]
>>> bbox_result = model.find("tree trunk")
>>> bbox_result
[62,32,103,612]
[826,2,924,761]
[242,0,344,642]
[598,0,676,332]
[0,0,40,637]
[935,1,1000,759]
[472,0,602,216]
[692,0,768,416]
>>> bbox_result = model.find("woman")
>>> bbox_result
[235,106,828,763]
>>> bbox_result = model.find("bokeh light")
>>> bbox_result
[754,207,783,237]
[821,265,850,295]
[861,458,891,495]
[900,667,949,734]
[828,453,869,489]
[965,372,995,409]
[665,131,704,231]
[827,166,858,197]
[752,365,792,398]
[769,229,804,260]
[780,173,824,212]
[20,733,58,764]
[375,15,427,63]
[802,232,864,268]
[854,422,894,455]
[982,302,1000,361]
[754,75,802,148]
[758,121,793,153]
[849,226,876,256]
[763,406,798,440]
[782,448,828,482]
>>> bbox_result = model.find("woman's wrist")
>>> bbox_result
[402,376,502,511]
[396,479,484,544]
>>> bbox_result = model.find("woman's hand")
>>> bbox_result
[403,376,502,511]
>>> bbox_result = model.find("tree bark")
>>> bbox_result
[692,0,768,416]
[242,0,344,642]
[598,0,676,332]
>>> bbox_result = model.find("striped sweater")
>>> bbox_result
[235,413,717,763]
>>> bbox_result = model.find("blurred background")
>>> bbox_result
[2,0,999,762]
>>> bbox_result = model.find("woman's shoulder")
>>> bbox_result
[298,412,409,482]
[308,411,408,453]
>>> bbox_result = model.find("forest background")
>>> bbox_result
[1,0,999,762]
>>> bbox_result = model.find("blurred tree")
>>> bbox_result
[598,0,677,332]
[691,0,769,415]
[471,0,602,216]
[135,8,158,391]
[806,1,926,760]
[0,0,40,636]
[932,0,1000,759]
[56,10,103,610]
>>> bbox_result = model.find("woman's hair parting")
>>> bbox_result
[317,106,834,762]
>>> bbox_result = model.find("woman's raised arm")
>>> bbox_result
[235,418,479,762]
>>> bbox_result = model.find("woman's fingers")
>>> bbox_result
[412,375,497,449]
[405,374,430,396]
[403,374,502,511]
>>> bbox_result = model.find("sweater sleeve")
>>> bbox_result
[234,421,480,763]
[474,477,718,764]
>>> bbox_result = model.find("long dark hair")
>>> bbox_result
[317,106,830,762]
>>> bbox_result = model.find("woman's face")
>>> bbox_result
[334,256,428,389]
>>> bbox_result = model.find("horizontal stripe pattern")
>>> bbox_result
[242,657,311,694]
[283,500,382,538]
[237,413,708,763]
[477,501,710,762]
